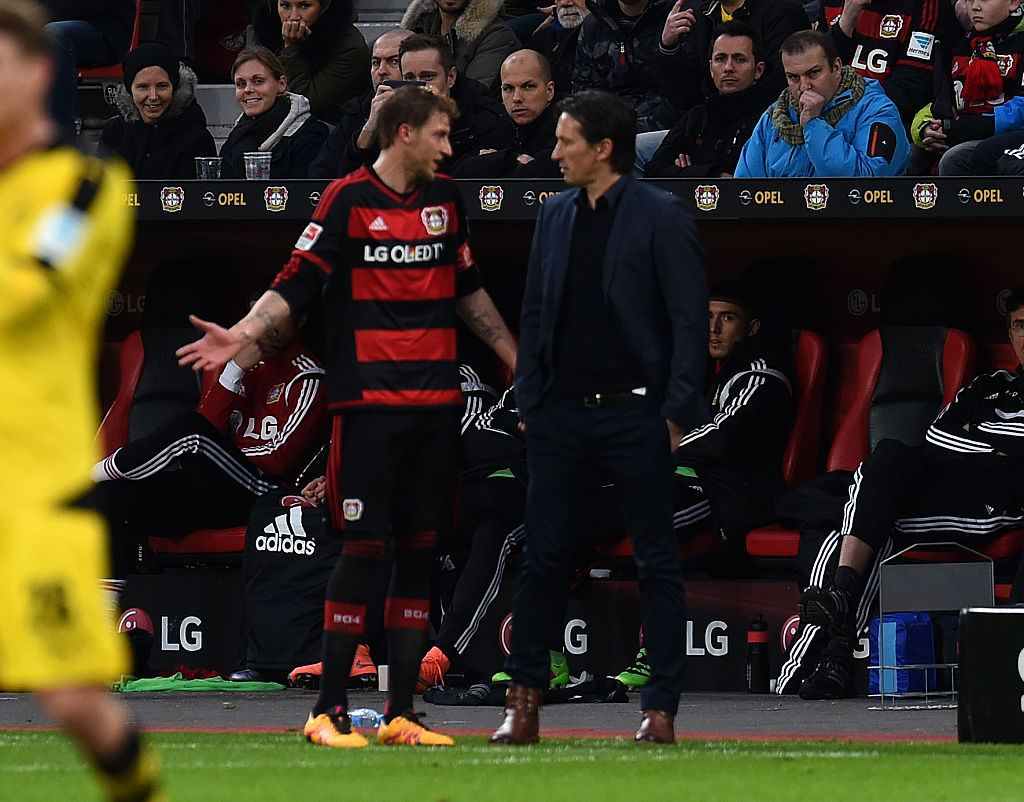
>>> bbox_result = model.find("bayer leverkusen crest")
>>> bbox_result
[879,14,903,38]
[421,205,449,236]
[264,186,288,212]
[479,185,503,212]
[160,186,184,213]
[694,185,719,211]
[342,498,364,521]
[804,184,829,210]
[913,182,938,209]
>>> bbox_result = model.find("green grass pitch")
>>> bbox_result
[2,730,1022,801]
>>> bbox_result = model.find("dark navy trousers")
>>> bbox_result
[505,394,686,713]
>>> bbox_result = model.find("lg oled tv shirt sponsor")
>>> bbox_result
[272,166,482,411]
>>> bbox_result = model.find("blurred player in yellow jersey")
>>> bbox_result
[0,3,162,800]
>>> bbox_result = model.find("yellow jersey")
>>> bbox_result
[0,145,134,507]
[0,145,134,689]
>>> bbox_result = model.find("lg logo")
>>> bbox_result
[160,616,202,652]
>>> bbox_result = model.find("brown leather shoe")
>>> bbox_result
[489,683,541,745]
[635,710,675,744]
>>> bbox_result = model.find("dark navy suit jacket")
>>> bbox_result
[515,175,708,428]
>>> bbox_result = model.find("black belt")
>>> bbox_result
[571,387,649,408]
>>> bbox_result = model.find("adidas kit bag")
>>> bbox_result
[242,491,343,672]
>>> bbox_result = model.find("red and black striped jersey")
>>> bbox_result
[272,166,482,411]
[821,0,949,84]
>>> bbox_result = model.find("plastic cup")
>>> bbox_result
[194,156,222,179]
[377,664,389,692]
[243,151,272,180]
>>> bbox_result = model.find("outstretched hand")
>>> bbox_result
[175,314,243,373]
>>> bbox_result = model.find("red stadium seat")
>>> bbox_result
[782,330,828,487]
[97,331,246,562]
[77,0,142,81]
[746,326,976,560]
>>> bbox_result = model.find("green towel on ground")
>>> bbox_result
[113,673,285,692]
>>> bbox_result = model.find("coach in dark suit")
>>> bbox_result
[490,90,708,747]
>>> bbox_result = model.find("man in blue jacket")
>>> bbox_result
[489,90,707,747]
[734,29,909,177]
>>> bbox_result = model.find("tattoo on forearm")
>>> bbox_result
[255,309,284,348]
[466,309,504,345]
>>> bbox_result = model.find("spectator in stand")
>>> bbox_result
[219,46,328,179]
[819,0,959,131]
[734,30,909,176]
[251,0,370,125]
[41,0,136,140]
[308,28,414,179]
[400,35,505,160]
[312,35,503,177]
[401,0,519,88]
[98,43,216,180]
[572,0,679,133]
[92,313,329,575]
[524,0,590,97]
[779,286,1024,700]
[454,49,561,177]
[643,21,774,176]
[910,0,1024,175]
[656,0,809,117]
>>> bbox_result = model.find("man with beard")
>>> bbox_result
[179,86,517,748]
[525,0,591,97]
[645,22,775,176]
[454,49,561,177]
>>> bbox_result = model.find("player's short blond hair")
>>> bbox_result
[377,86,458,149]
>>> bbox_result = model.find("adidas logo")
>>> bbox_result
[255,506,316,555]
[369,216,388,232]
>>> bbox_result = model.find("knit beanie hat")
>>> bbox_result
[122,43,181,91]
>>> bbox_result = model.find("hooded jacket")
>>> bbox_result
[453,103,561,178]
[308,75,504,179]
[402,0,520,89]
[644,78,775,177]
[573,0,679,132]
[98,63,216,180]
[734,69,910,177]
[220,92,328,180]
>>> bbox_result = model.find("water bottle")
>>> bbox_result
[349,708,382,727]
[746,614,770,693]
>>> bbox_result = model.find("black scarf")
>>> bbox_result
[222,95,291,172]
